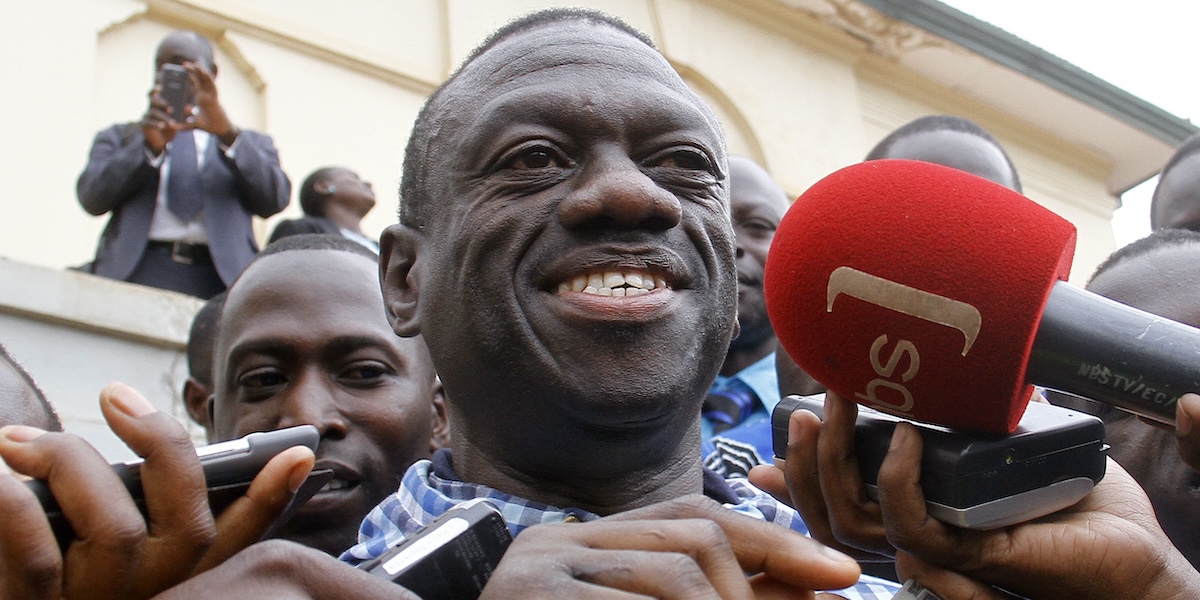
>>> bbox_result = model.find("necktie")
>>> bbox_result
[166,130,204,220]
[703,379,759,434]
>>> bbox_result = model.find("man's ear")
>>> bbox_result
[428,375,450,452]
[205,393,217,444]
[183,378,211,429]
[379,224,423,337]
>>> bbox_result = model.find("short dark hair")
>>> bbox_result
[157,30,216,71]
[865,114,1022,192]
[1150,132,1200,229]
[0,342,63,431]
[1157,131,1200,183]
[298,167,341,217]
[398,8,655,229]
[1088,228,1200,285]
[258,232,380,262]
[186,292,225,388]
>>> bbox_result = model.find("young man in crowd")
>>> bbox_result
[207,233,448,556]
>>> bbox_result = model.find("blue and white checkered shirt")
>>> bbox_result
[342,449,899,599]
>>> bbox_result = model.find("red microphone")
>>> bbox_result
[765,159,1191,434]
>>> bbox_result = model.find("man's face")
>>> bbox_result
[885,130,1018,191]
[390,22,737,473]
[212,250,444,555]
[324,168,376,217]
[728,158,789,350]
[1152,154,1200,231]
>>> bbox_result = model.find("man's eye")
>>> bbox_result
[503,146,561,171]
[655,149,712,171]
[341,362,390,381]
[238,369,286,391]
[739,219,777,235]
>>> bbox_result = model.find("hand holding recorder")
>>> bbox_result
[0,382,315,600]
[754,391,1200,599]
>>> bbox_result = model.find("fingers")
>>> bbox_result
[184,62,215,93]
[606,495,861,591]
[777,408,837,545]
[895,552,1019,600]
[0,457,62,600]
[746,464,788,502]
[194,446,314,574]
[0,426,145,600]
[529,521,750,599]
[816,392,891,556]
[874,421,975,567]
[1176,393,1200,472]
[98,383,215,598]
[157,540,414,600]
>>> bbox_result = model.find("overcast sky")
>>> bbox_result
[937,0,1200,246]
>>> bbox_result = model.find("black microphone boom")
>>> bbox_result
[1027,282,1198,425]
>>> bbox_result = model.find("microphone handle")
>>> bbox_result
[1027,282,1198,425]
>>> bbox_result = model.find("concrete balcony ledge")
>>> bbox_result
[0,257,204,460]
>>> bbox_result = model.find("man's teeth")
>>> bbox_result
[319,479,352,492]
[556,271,667,296]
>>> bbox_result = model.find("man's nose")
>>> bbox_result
[276,374,348,440]
[557,151,682,231]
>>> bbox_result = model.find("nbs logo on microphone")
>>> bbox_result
[764,160,1076,434]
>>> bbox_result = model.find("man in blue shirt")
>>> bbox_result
[701,156,792,475]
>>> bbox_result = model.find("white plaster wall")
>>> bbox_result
[0,258,201,460]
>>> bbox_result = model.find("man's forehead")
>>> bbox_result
[222,252,378,326]
[455,20,680,99]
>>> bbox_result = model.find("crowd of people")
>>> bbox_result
[3,7,1200,598]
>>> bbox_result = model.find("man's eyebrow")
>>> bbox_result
[321,335,401,356]
[224,338,296,364]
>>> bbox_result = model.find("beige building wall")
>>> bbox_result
[0,0,1159,285]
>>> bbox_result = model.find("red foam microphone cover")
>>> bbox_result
[765,160,1077,434]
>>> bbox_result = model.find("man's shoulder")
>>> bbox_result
[92,121,142,143]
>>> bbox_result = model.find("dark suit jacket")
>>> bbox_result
[77,123,291,285]
[267,215,341,244]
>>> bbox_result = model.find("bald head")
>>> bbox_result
[729,157,789,215]
[155,30,216,73]
[1151,133,1200,231]
[867,115,1021,192]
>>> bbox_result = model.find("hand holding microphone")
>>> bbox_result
[749,159,1200,597]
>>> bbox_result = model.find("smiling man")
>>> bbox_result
[209,234,448,556]
[354,9,892,597]
[158,10,892,597]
